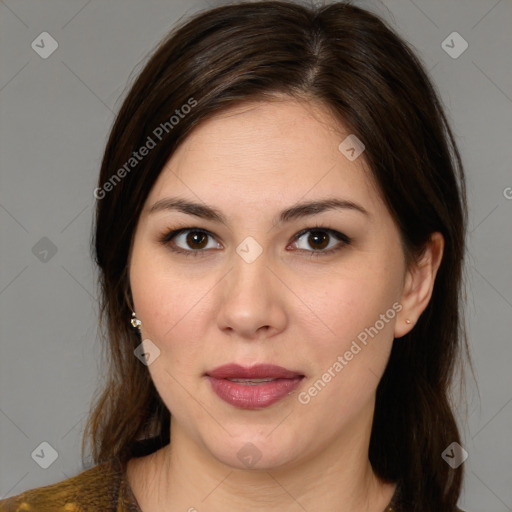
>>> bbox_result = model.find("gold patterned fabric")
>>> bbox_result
[0,457,460,511]
[0,458,140,512]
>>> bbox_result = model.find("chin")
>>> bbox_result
[203,430,307,472]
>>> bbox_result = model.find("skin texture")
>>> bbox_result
[126,96,444,512]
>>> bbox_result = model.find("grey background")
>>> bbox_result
[0,0,511,510]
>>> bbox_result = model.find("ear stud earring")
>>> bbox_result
[405,319,412,324]
[131,312,142,329]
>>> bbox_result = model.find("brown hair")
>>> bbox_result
[84,1,471,510]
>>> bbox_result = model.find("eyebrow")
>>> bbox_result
[148,196,370,225]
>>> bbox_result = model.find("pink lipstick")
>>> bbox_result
[206,363,305,409]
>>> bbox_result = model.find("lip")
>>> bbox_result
[206,363,303,380]
[205,364,305,410]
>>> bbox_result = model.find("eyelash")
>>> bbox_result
[157,223,352,259]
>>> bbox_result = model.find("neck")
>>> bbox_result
[127,400,396,512]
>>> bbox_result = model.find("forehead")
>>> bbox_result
[145,97,382,214]
[174,98,348,170]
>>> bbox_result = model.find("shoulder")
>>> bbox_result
[0,458,123,512]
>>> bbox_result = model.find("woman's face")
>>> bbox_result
[129,97,412,470]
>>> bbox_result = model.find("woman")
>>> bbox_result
[0,1,470,511]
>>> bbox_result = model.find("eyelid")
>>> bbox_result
[292,226,351,245]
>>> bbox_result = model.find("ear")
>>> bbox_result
[394,232,444,338]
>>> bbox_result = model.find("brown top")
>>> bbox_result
[0,457,448,511]
[0,458,139,512]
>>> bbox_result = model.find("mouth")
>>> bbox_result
[206,363,304,380]
[224,378,284,384]
[205,363,305,409]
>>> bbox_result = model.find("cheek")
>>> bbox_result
[130,250,210,418]
[296,261,401,407]
[130,238,191,334]
[129,244,215,375]
[308,262,401,348]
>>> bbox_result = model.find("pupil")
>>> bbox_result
[310,231,328,250]
[187,231,207,249]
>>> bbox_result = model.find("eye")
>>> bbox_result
[289,227,351,257]
[158,225,351,258]
[159,228,221,257]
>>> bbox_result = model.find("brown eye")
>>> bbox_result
[159,228,221,256]
[185,231,209,250]
[291,228,350,256]
[307,230,330,251]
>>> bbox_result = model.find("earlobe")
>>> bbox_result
[394,232,444,339]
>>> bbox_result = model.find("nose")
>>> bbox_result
[216,244,287,340]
